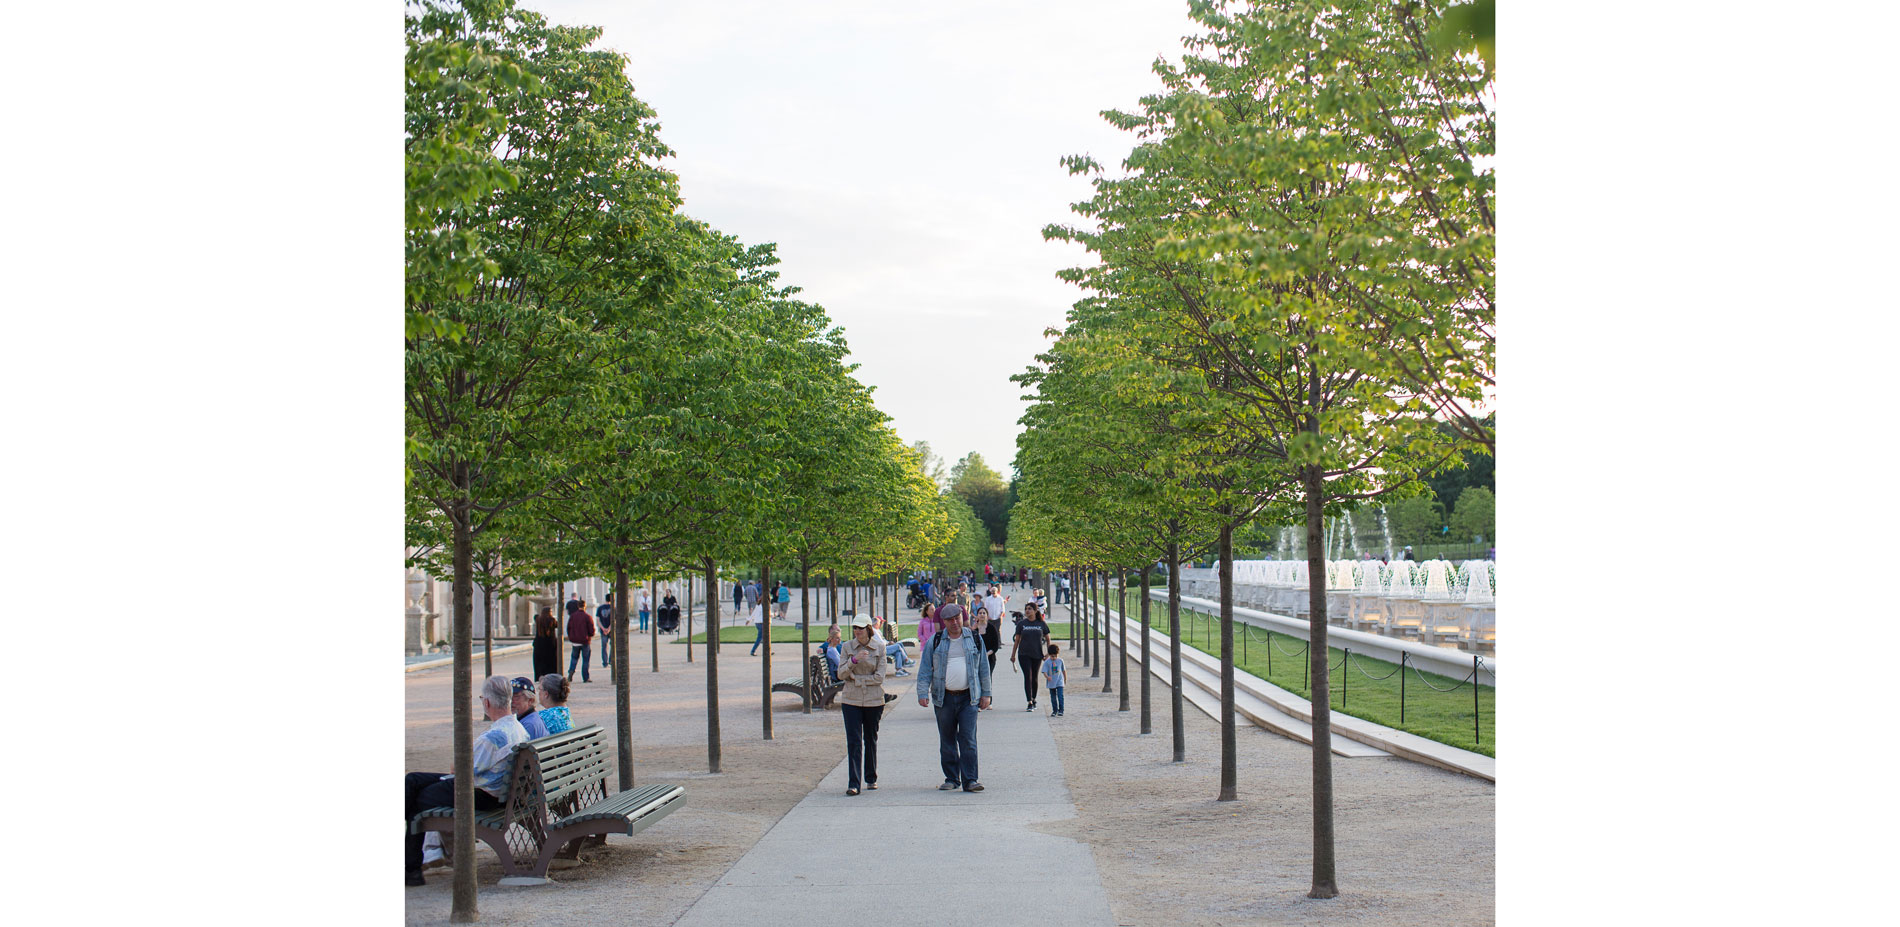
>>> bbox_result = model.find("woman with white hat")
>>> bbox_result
[838,614,888,795]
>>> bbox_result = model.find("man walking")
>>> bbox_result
[597,594,614,669]
[915,603,992,792]
[565,602,594,683]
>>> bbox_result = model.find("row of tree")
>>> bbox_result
[1009,0,1493,901]
[404,1,958,918]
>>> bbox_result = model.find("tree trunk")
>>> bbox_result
[1304,463,1338,897]
[686,572,695,664]
[1098,571,1111,692]
[702,557,721,773]
[480,581,494,679]
[1138,566,1152,734]
[1218,520,1237,802]
[828,569,837,625]
[449,473,478,922]
[615,565,634,791]
[1167,539,1184,763]
[800,561,812,714]
[1117,568,1129,712]
[650,573,659,673]
[760,563,772,741]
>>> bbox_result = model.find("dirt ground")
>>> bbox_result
[1035,660,1495,926]
[403,614,1494,926]
[403,633,846,927]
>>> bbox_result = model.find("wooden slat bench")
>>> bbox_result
[773,653,842,709]
[408,724,684,885]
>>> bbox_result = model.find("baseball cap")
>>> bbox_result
[850,615,874,629]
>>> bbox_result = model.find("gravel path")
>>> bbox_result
[403,596,1493,926]
[1034,604,1495,926]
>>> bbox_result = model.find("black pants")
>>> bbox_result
[405,772,502,874]
[1020,655,1044,701]
[841,703,884,789]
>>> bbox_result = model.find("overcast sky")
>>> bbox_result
[530,0,1199,480]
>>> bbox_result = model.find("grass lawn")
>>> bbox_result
[1092,596,1495,757]
[675,625,837,645]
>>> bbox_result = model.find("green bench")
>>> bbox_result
[773,654,842,709]
[408,724,684,885]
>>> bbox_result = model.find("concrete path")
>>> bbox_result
[672,628,1117,927]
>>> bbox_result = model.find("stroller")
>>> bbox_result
[656,597,681,634]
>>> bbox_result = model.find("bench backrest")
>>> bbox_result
[503,724,612,812]
[810,653,836,685]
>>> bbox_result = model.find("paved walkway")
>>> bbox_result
[673,610,1118,927]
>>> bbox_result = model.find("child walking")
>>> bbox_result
[1042,644,1067,716]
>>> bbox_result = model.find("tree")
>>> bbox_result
[1383,495,1445,548]
[405,2,684,916]
[949,452,1012,547]
[1041,0,1491,898]
[1449,486,1495,544]
[909,440,949,489]
[934,491,989,573]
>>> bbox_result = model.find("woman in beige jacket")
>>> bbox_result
[839,615,888,795]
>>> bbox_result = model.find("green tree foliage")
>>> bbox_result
[1383,495,1445,548]
[935,491,989,572]
[1449,485,1495,544]
[949,452,1011,547]
[1028,0,1493,900]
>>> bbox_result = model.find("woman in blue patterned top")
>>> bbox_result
[537,673,572,734]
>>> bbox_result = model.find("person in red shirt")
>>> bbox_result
[565,601,594,683]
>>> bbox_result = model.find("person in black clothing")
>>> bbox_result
[597,594,615,668]
[973,606,1001,676]
[1010,602,1051,710]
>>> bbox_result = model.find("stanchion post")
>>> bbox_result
[1474,655,1481,746]
[1400,653,1407,725]
[1341,648,1349,711]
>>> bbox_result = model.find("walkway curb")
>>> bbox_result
[1095,600,1495,782]
[404,642,533,673]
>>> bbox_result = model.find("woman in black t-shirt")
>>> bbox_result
[1010,602,1051,709]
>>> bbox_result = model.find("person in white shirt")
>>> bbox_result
[405,675,528,886]
[914,604,993,792]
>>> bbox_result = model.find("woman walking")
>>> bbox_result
[838,615,888,795]
[1010,601,1052,710]
[916,602,940,648]
[532,606,560,680]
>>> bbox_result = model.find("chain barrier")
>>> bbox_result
[1407,660,1477,692]
[1138,603,1490,750]
[1347,651,1401,681]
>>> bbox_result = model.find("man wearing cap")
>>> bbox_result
[510,676,550,739]
[914,602,992,792]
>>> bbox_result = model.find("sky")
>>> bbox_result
[530,0,1202,479]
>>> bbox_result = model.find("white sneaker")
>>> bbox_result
[421,847,448,869]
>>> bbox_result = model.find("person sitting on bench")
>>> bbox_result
[404,675,527,887]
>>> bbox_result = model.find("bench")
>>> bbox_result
[774,654,843,709]
[408,724,685,885]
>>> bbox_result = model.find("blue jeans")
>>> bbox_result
[1048,686,1065,714]
[639,609,649,632]
[933,690,980,785]
[568,644,591,682]
[600,634,612,668]
[885,643,909,671]
[750,622,767,655]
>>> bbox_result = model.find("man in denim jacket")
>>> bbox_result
[914,603,993,792]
